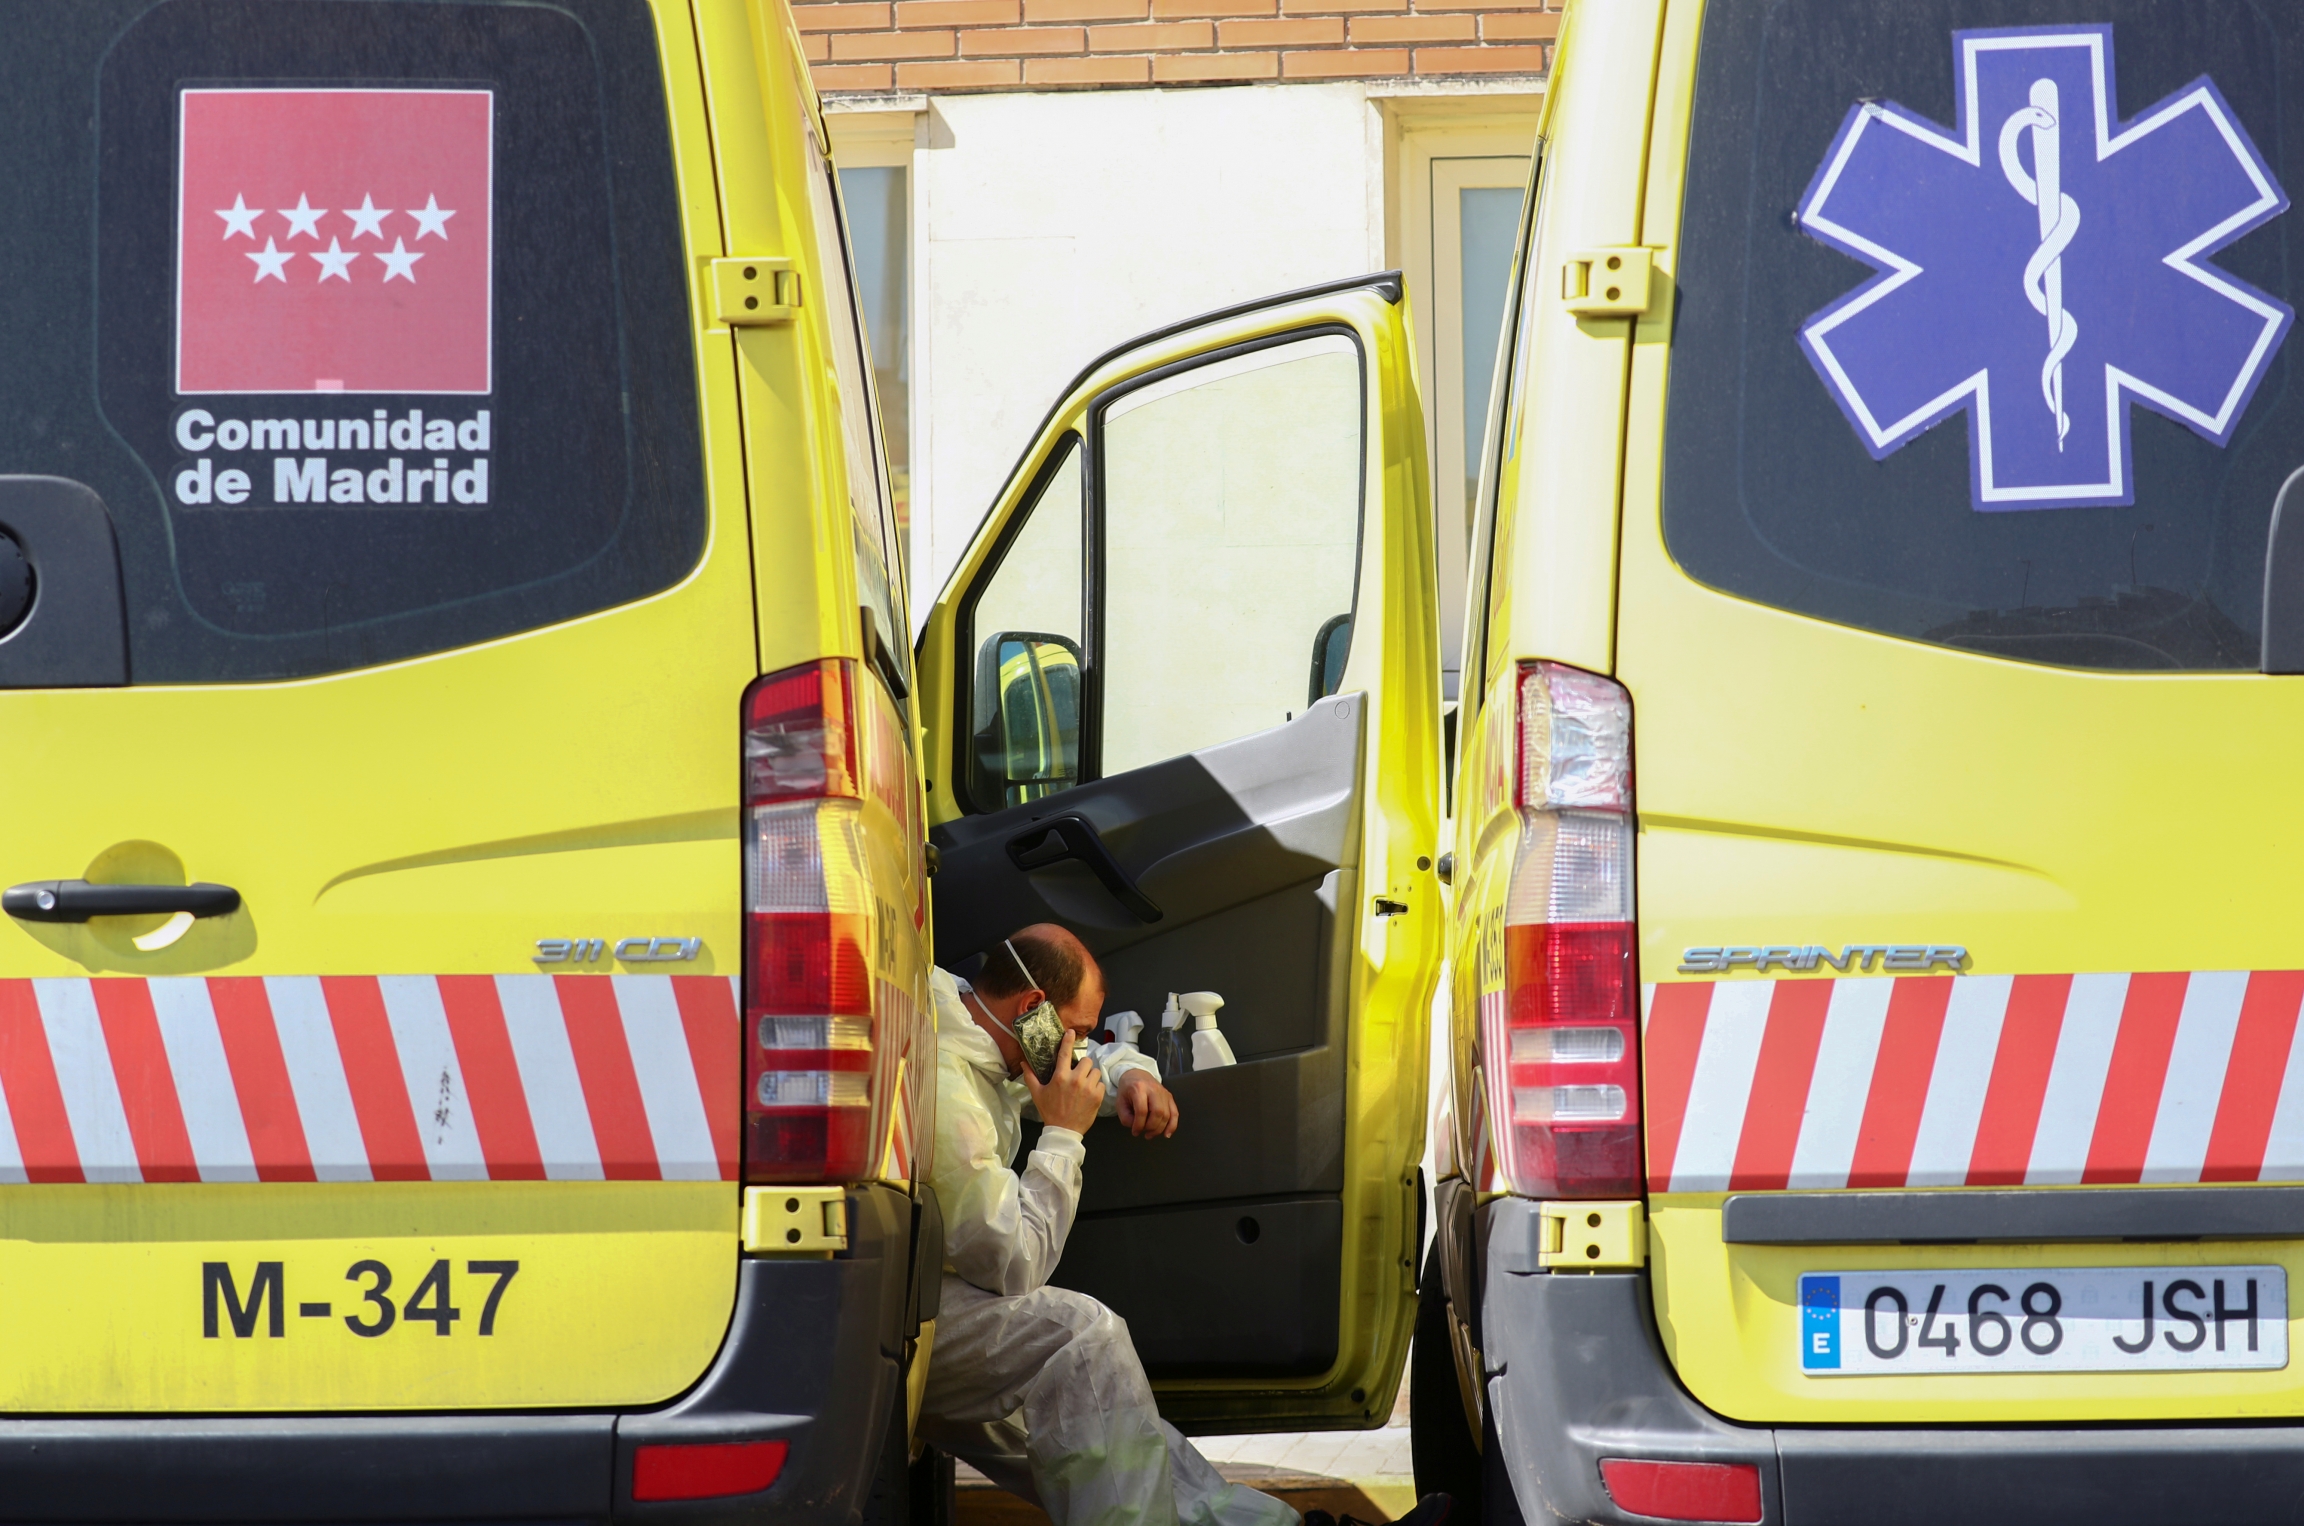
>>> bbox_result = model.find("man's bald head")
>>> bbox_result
[977,923,1106,1032]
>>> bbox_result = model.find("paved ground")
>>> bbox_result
[1192,1416,1417,1519]
[956,1363,1419,1523]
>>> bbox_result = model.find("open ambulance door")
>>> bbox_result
[916,274,1443,1431]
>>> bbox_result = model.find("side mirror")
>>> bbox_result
[1307,612,1351,706]
[970,630,1084,808]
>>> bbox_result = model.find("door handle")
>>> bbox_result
[3,880,241,923]
[1004,815,1163,924]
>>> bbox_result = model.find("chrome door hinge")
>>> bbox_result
[1562,247,1654,318]
[711,257,801,326]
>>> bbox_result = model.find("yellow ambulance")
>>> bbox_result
[1423,2,2304,1522]
[0,0,1447,1517]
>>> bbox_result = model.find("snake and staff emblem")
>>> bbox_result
[1999,78,2082,450]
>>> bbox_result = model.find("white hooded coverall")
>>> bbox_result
[918,968,1300,1526]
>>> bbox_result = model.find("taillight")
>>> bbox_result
[1482,661,1640,1198]
[1598,1459,1762,1524]
[744,660,881,1184]
[632,1440,790,1502]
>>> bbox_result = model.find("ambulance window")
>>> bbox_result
[67,0,707,682]
[1665,1,2302,671]
[806,126,909,694]
[962,437,1085,811]
[1095,332,1362,775]
[1467,143,1545,722]
[842,165,911,573]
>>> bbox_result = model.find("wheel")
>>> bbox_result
[1411,1242,1484,1517]
[909,1445,953,1526]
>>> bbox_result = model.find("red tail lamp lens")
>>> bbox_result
[632,1439,790,1502]
[1497,920,1642,1197]
[742,659,879,1187]
[1598,1459,1762,1524]
[1483,660,1642,1199]
[749,910,873,1017]
[745,660,858,804]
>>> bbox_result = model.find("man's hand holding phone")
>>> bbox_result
[1020,1037,1106,1135]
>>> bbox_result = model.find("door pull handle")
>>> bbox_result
[1004,815,1163,924]
[3,880,242,923]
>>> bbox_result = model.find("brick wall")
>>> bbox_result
[794,0,1557,93]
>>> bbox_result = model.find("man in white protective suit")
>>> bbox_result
[916,922,1451,1526]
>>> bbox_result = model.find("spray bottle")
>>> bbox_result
[1106,1009,1146,1056]
[1156,992,1190,1078]
[1182,991,1236,1070]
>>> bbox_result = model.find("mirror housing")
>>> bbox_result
[970,630,1084,808]
[1308,612,1352,705]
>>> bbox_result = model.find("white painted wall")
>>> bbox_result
[906,82,1387,612]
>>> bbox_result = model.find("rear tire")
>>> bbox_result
[1410,1243,1484,1518]
[908,1445,953,1526]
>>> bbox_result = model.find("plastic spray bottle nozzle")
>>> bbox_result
[1180,991,1225,1030]
[1108,1010,1145,1047]
[1161,992,1184,1029]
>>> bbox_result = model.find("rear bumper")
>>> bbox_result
[1480,1196,2304,1526]
[0,1183,928,1526]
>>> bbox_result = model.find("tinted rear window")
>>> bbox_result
[1666,1,2304,671]
[2,0,703,682]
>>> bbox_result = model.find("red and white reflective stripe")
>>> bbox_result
[1644,972,2304,1192]
[0,975,740,1184]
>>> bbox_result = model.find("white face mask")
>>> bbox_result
[969,938,1070,1082]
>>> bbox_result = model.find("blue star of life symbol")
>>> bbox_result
[1797,24,2292,512]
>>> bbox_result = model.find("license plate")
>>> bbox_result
[1799,1266,2289,1374]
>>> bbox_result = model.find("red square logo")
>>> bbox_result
[176,89,492,395]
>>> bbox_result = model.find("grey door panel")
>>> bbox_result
[1064,889,1345,1217]
[1107,876,1332,1064]
[932,693,1363,959]
[1048,1195,1342,1379]
[931,695,1366,1371]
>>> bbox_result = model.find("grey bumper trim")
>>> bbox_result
[1479,1195,2304,1526]
[1722,1186,2304,1245]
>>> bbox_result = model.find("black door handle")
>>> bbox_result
[1004,815,1163,924]
[3,880,241,923]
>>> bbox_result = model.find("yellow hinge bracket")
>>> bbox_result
[712,257,802,326]
[1562,247,1654,318]
[742,1185,849,1255]
[1537,1199,1646,1269]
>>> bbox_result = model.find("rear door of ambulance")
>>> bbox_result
[1629,0,2304,1427]
[0,0,754,1412]
[915,276,1444,1431]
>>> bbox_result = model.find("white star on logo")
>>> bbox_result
[215,194,260,240]
[377,237,423,283]
[246,238,293,283]
[408,194,455,241]
[345,194,391,241]
[278,194,326,240]
[311,238,358,282]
